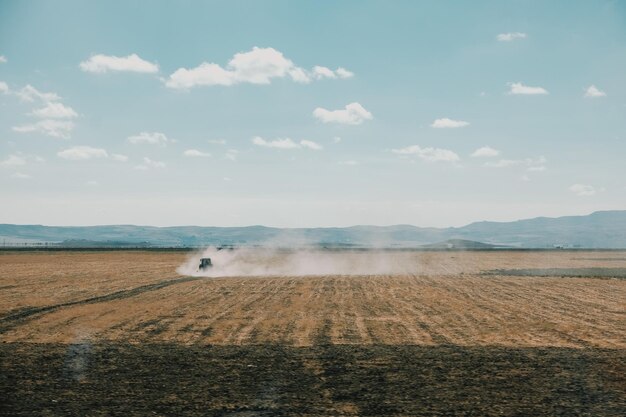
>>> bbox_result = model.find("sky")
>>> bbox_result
[1,0,625,227]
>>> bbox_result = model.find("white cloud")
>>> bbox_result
[13,85,77,137]
[311,66,354,80]
[312,66,336,79]
[228,47,297,84]
[0,81,8,94]
[10,172,30,179]
[0,155,26,167]
[80,53,158,74]
[0,55,6,63]
[584,85,606,98]
[16,85,60,103]
[313,102,373,125]
[252,136,322,150]
[484,156,547,170]
[431,118,469,129]
[508,82,548,95]
[31,102,78,119]
[569,184,596,196]
[392,145,460,162]
[127,131,169,146]
[333,136,342,143]
[166,63,234,88]
[526,156,547,170]
[13,119,74,139]
[184,149,212,157]
[166,47,295,88]
[112,154,128,162]
[0,153,44,167]
[471,146,500,158]
[497,32,527,42]
[253,137,299,149]
[300,140,323,150]
[484,159,519,168]
[287,67,310,83]
[335,67,354,79]
[165,46,352,89]
[134,157,166,170]
[57,146,108,160]
[225,149,238,161]
[207,139,227,145]
[142,157,165,168]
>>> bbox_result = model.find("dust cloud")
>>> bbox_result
[177,246,417,277]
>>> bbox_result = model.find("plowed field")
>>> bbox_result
[1,250,624,416]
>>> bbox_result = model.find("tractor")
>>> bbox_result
[198,257,212,270]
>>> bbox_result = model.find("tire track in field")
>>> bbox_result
[0,276,202,333]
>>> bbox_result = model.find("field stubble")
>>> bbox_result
[0,250,623,348]
[1,250,625,416]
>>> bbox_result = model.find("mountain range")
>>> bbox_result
[1,210,625,248]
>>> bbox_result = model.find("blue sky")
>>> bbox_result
[1,0,625,227]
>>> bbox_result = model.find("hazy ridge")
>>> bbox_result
[1,210,625,248]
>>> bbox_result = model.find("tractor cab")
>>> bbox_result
[199,257,213,270]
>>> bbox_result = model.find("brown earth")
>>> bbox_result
[0,250,624,416]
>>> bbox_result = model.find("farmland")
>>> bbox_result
[1,250,625,416]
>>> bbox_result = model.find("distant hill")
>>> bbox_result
[1,210,625,248]
[420,239,505,249]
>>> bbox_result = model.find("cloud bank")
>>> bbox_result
[165,47,353,89]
